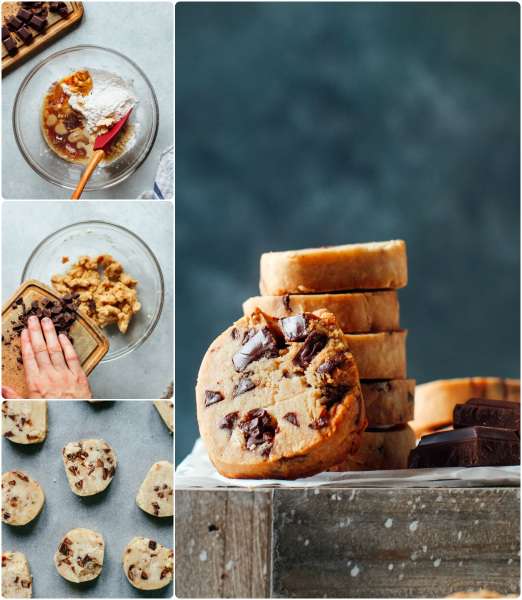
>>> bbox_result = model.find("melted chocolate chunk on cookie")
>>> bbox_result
[205,390,224,407]
[233,376,256,398]
[317,353,346,376]
[232,327,279,372]
[282,294,292,312]
[219,412,239,430]
[239,409,278,456]
[283,412,299,427]
[321,385,350,408]
[308,413,330,430]
[294,331,328,368]
[280,314,310,342]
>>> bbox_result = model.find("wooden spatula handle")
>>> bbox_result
[71,149,105,200]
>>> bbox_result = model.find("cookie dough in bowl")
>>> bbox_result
[13,45,158,191]
[22,220,164,362]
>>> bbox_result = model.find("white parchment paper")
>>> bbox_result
[176,438,520,489]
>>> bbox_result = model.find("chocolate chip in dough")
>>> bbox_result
[283,412,299,427]
[317,353,345,376]
[205,390,224,407]
[232,327,279,372]
[294,331,327,368]
[233,376,256,398]
[280,314,310,342]
[218,412,239,430]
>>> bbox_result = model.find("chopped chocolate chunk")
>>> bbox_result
[232,327,279,372]
[321,384,349,408]
[239,408,278,456]
[294,331,327,368]
[233,376,256,398]
[218,411,239,430]
[17,26,33,43]
[208,523,219,532]
[2,26,11,40]
[148,540,157,550]
[205,390,224,407]
[29,15,47,31]
[309,413,330,429]
[15,471,29,482]
[141,571,149,580]
[20,580,31,589]
[317,353,345,376]
[280,314,309,342]
[160,567,171,579]
[3,37,18,56]
[283,412,299,427]
[283,294,291,312]
[64,111,82,130]
[74,480,83,490]
[152,502,160,516]
[7,16,23,31]
[4,431,14,438]
[17,8,32,22]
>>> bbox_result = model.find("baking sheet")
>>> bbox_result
[176,438,520,489]
[2,401,174,598]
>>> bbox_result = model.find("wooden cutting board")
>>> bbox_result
[2,2,84,76]
[2,280,109,397]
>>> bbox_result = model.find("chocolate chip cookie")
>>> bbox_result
[196,310,366,479]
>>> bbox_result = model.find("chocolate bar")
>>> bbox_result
[17,26,33,44]
[454,398,520,432]
[2,26,10,40]
[408,426,520,468]
[3,36,18,56]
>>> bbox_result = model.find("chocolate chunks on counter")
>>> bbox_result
[50,2,69,17]
[3,36,18,56]
[29,15,47,32]
[17,26,33,44]
[453,398,520,433]
[2,26,10,40]
[408,426,520,468]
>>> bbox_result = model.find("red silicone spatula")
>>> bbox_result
[71,108,133,200]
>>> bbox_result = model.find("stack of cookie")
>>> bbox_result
[243,240,416,470]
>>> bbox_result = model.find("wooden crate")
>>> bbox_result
[176,486,520,598]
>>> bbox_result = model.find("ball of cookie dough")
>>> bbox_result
[2,401,47,445]
[2,552,32,598]
[122,537,173,591]
[54,528,105,583]
[2,471,45,526]
[136,461,173,517]
[196,309,366,479]
[62,439,117,496]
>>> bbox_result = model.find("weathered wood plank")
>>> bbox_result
[176,490,272,598]
[271,488,520,598]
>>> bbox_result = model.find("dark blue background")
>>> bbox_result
[175,2,520,463]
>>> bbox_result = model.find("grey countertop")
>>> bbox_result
[2,201,173,399]
[1,1,173,200]
[2,400,174,598]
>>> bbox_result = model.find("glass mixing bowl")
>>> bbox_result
[13,45,159,191]
[22,221,164,362]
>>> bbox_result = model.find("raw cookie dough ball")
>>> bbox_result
[136,461,173,517]
[2,552,32,598]
[122,537,173,591]
[153,400,173,432]
[62,439,117,496]
[2,401,47,445]
[54,528,105,583]
[196,310,366,479]
[2,471,45,526]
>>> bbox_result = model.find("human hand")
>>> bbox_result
[2,316,92,400]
